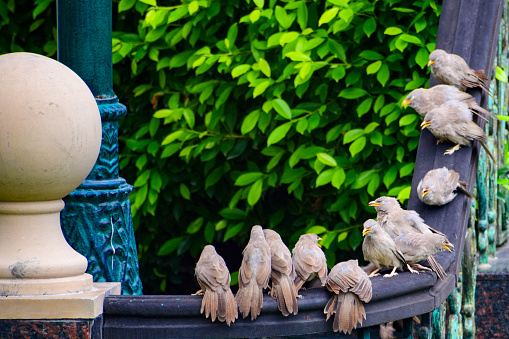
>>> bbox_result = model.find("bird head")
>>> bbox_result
[421,188,430,197]
[427,49,446,67]
[368,196,401,213]
[402,88,424,108]
[442,240,454,253]
[420,118,432,129]
[362,219,378,236]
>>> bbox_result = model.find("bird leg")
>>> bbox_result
[383,267,398,278]
[192,289,205,296]
[436,139,443,145]
[410,263,432,272]
[368,268,381,278]
[406,264,420,274]
[444,144,461,155]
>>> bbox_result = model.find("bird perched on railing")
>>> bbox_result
[194,245,238,326]
[263,229,298,316]
[417,167,475,206]
[427,49,493,98]
[395,233,454,280]
[420,100,496,162]
[292,233,328,293]
[235,225,272,320]
[368,196,444,239]
[402,85,497,121]
[362,219,416,278]
[324,260,372,334]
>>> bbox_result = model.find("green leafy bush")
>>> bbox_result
[0,0,441,294]
[114,0,440,293]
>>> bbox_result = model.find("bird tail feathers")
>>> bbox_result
[427,255,447,280]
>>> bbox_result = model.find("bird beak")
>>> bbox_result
[401,99,411,107]
[368,200,380,207]
[362,228,371,236]
[443,242,454,253]
[421,121,431,129]
[422,189,430,197]
[427,60,435,67]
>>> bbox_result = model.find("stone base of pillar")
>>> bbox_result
[0,274,93,296]
[0,282,119,320]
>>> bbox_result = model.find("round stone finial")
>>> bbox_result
[0,52,102,201]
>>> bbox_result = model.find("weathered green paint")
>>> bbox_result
[432,302,446,339]
[462,200,477,339]
[402,318,413,339]
[447,271,463,338]
[57,0,142,295]
[417,313,431,339]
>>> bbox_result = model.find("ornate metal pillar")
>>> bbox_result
[57,0,142,294]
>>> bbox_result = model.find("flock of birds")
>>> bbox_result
[191,49,494,334]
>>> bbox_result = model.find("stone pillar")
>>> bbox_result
[0,52,120,337]
[57,0,142,295]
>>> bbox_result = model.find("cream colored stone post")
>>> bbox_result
[0,52,120,319]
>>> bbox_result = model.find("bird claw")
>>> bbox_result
[192,289,205,296]
[368,272,380,278]
[383,272,398,278]
[444,144,461,155]
[411,264,431,272]
[407,264,420,274]
[297,294,303,299]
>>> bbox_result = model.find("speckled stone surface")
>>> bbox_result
[476,242,509,339]
[0,316,102,339]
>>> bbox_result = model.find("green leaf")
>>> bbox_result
[377,64,390,87]
[370,131,383,147]
[223,222,244,242]
[399,162,415,177]
[384,27,403,35]
[397,186,411,203]
[349,137,366,157]
[383,166,398,188]
[241,110,260,135]
[180,183,191,200]
[259,58,271,77]
[399,114,418,126]
[367,173,380,196]
[119,0,136,12]
[253,80,271,98]
[162,130,184,145]
[204,222,215,243]
[319,7,339,26]
[351,170,375,189]
[267,122,292,146]
[139,0,156,5]
[316,168,335,187]
[134,170,151,188]
[344,129,365,144]
[331,168,346,189]
[316,153,337,167]
[272,98,292,120]
[415,48,429,69]
[366,61,382,75]
[307,226,328,234]
[235,172,264,186]
[186,217,204,234]
[157,237,183,255]
[285,51,312,62]
[497,114,509,121]
[496,66,508,83]
[219,207,247,220]
[327,40,346,61]
[231,64,251,78]
[363,17,376,37]
[400,34,422,45]
[338,88,367,99]
[248,179,263,206]
[359,50,384,60]
[364,122,379,133]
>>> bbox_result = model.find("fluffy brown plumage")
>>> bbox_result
[402,85,497,120]
[324,260,372,334]
[195,245,238,326]
[263,229,298,316]
[292,233,328,292]
[395,233,454,280]
[235,225,272,320]
[421,101,496,162]
[417,167,475,206]
[362,219,414,278]
[368,196,444,239]
[428,49,492,97]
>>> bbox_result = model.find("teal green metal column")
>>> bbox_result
[57,0,142,294]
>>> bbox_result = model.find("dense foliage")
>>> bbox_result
[114,0,440,293]
[0,0,441,294]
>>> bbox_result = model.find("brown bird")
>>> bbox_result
[402,85,497,121]
[368,196,444,239]
[194,245,238,326]
[235,225,272,320]
[417,167,475,206]
[292,233,328,292]
[263,229,298,316]
[362,219,417,277]
[427,49,492,97]
[421,101,496,162]
[395,232,454,280]
[324,259,372,334]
